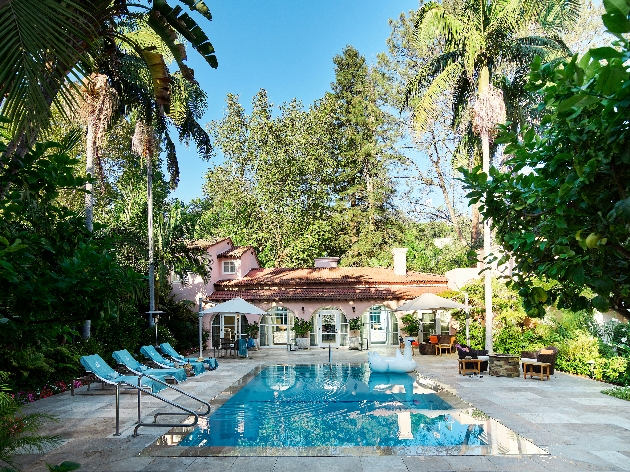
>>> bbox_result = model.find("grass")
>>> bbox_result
[601,386,630,401]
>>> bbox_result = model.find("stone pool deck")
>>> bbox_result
[11,346,630,472]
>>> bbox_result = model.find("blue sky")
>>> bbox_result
[169,0,419,203]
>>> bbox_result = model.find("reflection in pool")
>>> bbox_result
[150,364,546,456]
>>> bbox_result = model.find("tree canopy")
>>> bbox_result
[463,0,630,315]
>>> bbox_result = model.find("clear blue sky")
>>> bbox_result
[169,0,419,203]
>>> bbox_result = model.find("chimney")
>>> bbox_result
[314,257,339,268]
[392,248,408,276]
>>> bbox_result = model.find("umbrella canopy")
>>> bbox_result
[200,297,267,316]
[394,293,466,312]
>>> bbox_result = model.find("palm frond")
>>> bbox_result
[487,0,529,38]
[151,0,218,69]
[0,0,98,139]
[137,48,171,110]
[403,51,461,109]
[179,0,213,21]
[412,6,467,56]
[411,61,463,134]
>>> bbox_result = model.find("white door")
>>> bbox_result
[318,310,339,347]
[221,314,239,339]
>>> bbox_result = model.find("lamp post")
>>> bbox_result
[198,296,204,362]
[146,310,164,347]
[464,292,470,347]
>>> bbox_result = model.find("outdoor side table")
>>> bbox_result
[522,361,551,381]
[459,358,481,375]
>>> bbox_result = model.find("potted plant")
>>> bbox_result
[400,313,421,339]
[348,317,362,350]
[293,318,313,350]
[348,317,362,337]
[245,321,259,350]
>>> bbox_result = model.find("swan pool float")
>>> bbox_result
[368,340,417,373]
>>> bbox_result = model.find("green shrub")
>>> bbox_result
[493,325,523,354]
[0,372,61,469]
[602,386,630,401]
[0,348,54,392]
[454,320,485,349]
[44,347,80,382]
[555,331,600,377]
[293,318,313,338]
[593,357,630,385]
[142,325,176,348]
[95,310,145,352]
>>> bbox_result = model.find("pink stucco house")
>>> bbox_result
[171,238,473,349]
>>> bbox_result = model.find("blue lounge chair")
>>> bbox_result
[79,354,166,393]
[112,349,187,383]
[159,342,219,370]
[140,345,205,376]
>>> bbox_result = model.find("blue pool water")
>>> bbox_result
[150,364,546,455]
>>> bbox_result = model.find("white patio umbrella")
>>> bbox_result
[198,297,267,359]
[394,293,467,345]
[394,293,466,312]
[200,297,267,316]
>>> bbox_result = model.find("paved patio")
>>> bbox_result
[11,346,630,471]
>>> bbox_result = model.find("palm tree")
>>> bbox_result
[405,0,578,352]
[0,0,217,197]
[74,73,117,339]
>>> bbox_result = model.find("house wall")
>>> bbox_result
[170,239,234,304]
[238,249,260,277]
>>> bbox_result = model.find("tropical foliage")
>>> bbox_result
[0,372,60,471]
[462,0,630,315]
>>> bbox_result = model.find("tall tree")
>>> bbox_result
[328,46,404,266]
[462,0,630,315]
[201,91,340,267]
[404,0,578,352]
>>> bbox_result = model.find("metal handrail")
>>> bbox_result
[80,369,210,437]
[130,377,196,437]
[141,373,211,417]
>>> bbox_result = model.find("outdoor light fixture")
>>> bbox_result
[146,310,165,347]
[352,306,356,313]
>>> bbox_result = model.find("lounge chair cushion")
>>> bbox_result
[159,343,218,371]
[79,354,166,393]
[141,345,205,376]
[112,349,187,383]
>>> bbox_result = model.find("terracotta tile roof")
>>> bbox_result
[218,246,254,258]
[215,267,447,287]
[187,237,232,250]
[207,286,446,302]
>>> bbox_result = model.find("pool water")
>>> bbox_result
[150,364,546,456]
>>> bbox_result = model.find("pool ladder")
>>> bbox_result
[112,374,211,437]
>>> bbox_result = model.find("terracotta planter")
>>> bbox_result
[349,329,361,337]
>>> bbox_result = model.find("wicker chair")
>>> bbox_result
[456,345,489,372]
[521,346,558,375]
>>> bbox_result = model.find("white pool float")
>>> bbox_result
[368,340,417,373]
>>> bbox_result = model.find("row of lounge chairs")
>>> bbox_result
[78,343,219,394]
[77,343,216,436]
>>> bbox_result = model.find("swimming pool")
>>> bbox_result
[148,364,546,456]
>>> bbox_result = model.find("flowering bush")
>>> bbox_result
[11,380,83,405]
